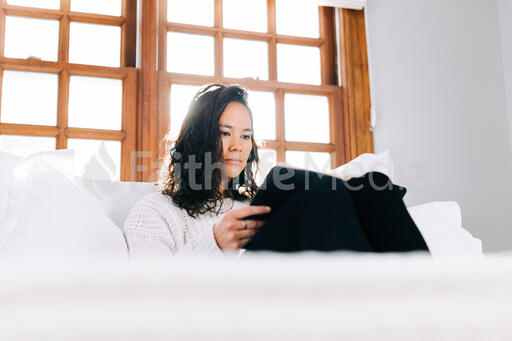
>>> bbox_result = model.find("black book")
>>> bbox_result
[245,165,406,221]
[246,165,327,221]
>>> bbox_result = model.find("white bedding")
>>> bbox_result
[1,252,511,341]
[0,150,496,340]
[0,150,484,260]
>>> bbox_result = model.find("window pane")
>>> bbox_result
[0,135,55,157]
[286,151,331,172]
[169,84,201,140]
[167,32,214,75]
[247,90,275,141]
[1,71,58,126]
[223,0,267,32]
[6,0,59,9]
[275,0,319,38]
[285,93,329,143]
[277,44,321,85]
[4,16,59,61]
[68,76,122,130]
[69,23,120,67]
[167,0,213,26]
[71,0,121,17]
[223,38,268,80]
[68,139,121,181]
[256,148,277,186]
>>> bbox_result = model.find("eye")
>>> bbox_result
[220,131,230,137]
[242,135,251,140]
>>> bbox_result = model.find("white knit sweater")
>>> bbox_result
[123,192,250,258]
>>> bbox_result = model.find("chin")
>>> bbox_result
[226,167,243,179]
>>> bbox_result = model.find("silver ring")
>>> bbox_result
[242,220,247,230]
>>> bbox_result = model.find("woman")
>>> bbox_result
[123,84,429,258]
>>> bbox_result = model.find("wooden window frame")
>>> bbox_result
[0,0,373,183]
[0,0,138,180]
[338,8,373,160]
[137,0,365,181]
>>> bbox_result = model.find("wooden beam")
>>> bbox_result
[166,22,216,36]
[157,75,170,166]
[0,58,133,77]
[138,0,159,181]
[267,0,277,81]
[122,0,137,67]
[67,64,128,78]
[274,35,323,47]
[0,9,6,60]
[284,141,334,153]
[0,69,3,123]
[121,68,137,181]
[165,72,340,94]
[338,8,373,160]
[0,59,62,73]
[331,87,346,166]
[275,88,285,162]
[257,140,280,150]
[157,0,167,71]
[222,29,271,42]
[59,0,70,63]
[319,6,337,86]
[214,0,223,79]
[65,127,126,140]
[67,13,125,26]
[0,123,60,137]
[2,7,63,20]
[56,69,69,149]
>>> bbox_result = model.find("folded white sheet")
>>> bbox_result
[0,252,510,341]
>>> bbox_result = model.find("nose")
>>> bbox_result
[228,136,244,152]
[229,141,242,152]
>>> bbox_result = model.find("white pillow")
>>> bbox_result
[1,149,74,222]
[277,150,395,182]
[0,152,127,260]
[328,150,395,182]
[0,151,22,221]
[407,201,484,258]
[73,177,157,229]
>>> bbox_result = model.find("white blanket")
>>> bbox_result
[1,252,511,341]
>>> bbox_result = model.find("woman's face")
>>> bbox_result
[218,101,253,179]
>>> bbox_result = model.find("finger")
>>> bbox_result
[236,219,266,230]
[238,237,254,248]
[251,220,267,228]
[235,229,257,240]
[231,205,271,219]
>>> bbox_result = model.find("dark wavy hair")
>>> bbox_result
[160,84,260,218]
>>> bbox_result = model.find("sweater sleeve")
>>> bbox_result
[123,198,178,259]
[122,194,227,259]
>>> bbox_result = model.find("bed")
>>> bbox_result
[1,149,502,340]
[1,252,511,340]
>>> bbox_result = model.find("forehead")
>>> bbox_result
[218,102,251,127]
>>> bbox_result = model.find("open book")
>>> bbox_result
[246,163,405,221]
[247,165,337,220]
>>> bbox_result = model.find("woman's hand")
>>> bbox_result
[213,205,271,251]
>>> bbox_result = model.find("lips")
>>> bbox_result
[225,159,242,164]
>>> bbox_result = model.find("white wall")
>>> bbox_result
[365,0,512,252]
[498,0,512,154]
